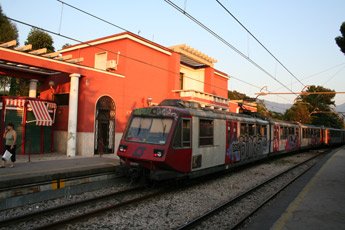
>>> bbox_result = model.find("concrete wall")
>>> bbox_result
[76,132,94,157]
[54,131,67,154]
[181,65,205,92]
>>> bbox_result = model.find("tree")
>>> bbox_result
[0,4,20,96]
[256,102,271,118]
[25,28,55,52]
[311,113,344,129]
[8,78,29,96]
[299,85,335,112]
[228,90,254,101]
[284,102,311,124]
[62,43,71,49]
[285,85,343,128]
[0,5,18,44]
[335,22,345,55]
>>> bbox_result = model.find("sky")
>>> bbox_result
[1,0,345,106]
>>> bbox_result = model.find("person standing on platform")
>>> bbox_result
[1,123,17,168]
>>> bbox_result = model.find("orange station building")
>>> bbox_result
[0,32,253,157]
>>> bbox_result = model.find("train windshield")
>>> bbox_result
[125,117,173,145]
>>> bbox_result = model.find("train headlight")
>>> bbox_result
[153,149,164,158]
[119,145,128,153]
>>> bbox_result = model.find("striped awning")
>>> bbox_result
[5,98,25,107]
[28,100,53,126]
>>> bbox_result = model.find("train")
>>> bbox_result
[117,99,345,180]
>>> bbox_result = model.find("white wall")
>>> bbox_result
[54,131,67,154]
[181,65,205,92]
[76,132,95,157]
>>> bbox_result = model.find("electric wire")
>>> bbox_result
[56,0,129,33]
[273,62,345,92]
[163,0,298,96]
[216,0,305,87]
[55,0,295,102]
[322,65,345,86]
[4,16,229,95]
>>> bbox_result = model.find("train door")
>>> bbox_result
[225,120,239,164]
[273,124,280,152]
[171,117,193,173]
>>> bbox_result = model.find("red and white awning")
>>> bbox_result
[5,98,25,107]
[28,100,53,126]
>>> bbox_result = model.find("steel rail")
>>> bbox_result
[36,188,166,230]
[0,185,145,228]
[176,151,326,230]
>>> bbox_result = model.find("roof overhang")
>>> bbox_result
[0,46,125,79]
[0,60,61,76]
[170,44,217,68]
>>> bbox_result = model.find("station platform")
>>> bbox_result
[0,153,119,188]
[246,147,345,230]
[0,153,120,210]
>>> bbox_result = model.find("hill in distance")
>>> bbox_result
[336,102,345,112]
[263,100,292,114]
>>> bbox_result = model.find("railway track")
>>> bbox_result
[176,151,324,230]
[0,185,164,230]
[0,150,326,229]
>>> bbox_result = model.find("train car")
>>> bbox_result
[118,99,269,180]
[300,124,323,149]
[269,120,300,154]
[324,127,344,146]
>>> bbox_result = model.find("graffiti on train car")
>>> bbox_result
[227,135,268,163]
[285,134,300,151]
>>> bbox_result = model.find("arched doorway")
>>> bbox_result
[94,96,115,154]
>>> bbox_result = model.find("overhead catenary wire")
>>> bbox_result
[273,62,345,92]
[215,0,305,87]
[56,0,295,103]
[230,76,293,103]
[57,0,129,32]
[163,0,298,96]
[322,64,345,86]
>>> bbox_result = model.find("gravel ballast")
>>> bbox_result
[0,151,323,230]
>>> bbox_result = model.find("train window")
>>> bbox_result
[248,124,255,136]
[256,125,266,136]
[240,123,247,135]
[256,125,261,136]
[173,118,191,148]
[280,127,284,139]
[182,119,191,147]
[289,127,294,135]
[316,129,320,138]
[263,126,267,136]
[280,126,287,139]
[199,119,214,146]
[302,128,306,138]
[126,117,173,145]
[173,121,182,147]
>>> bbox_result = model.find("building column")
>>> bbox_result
[67,73,81,157]
[28,79,39,98]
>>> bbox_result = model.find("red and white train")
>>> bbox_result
[117,99,345,180]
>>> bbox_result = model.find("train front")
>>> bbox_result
[117,106,188,180]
